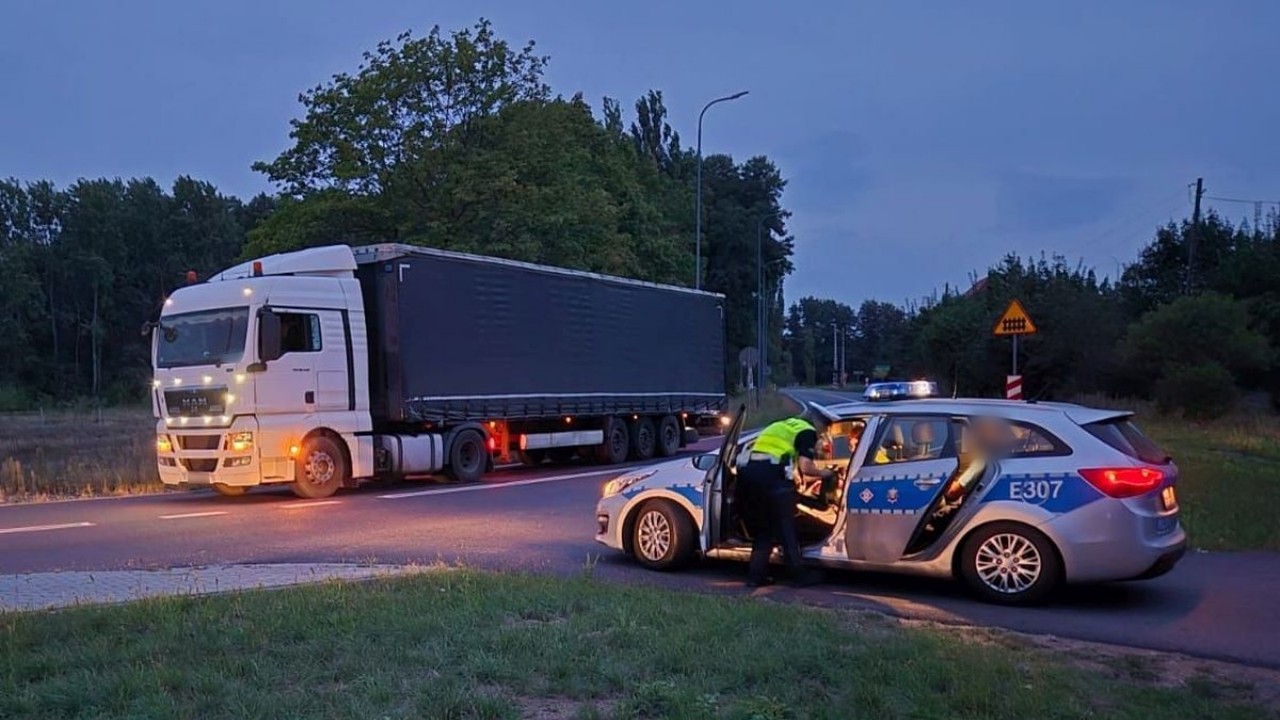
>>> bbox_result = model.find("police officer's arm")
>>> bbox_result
[792,430,835,481]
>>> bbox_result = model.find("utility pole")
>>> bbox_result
[1188,177,1204,293]
[830,322,838,387]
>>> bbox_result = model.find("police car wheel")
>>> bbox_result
[959,522,1061,606]
[631,500,694,570]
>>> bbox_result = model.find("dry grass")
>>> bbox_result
[0,407,162,502]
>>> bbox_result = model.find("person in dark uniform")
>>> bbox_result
[737,413,837,588]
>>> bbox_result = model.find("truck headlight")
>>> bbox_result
[156,435,173,453]
[230,431,254,453]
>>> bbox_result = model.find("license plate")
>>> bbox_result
[1161,486,1178,511]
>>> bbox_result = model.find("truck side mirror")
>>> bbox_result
[256,309,283,367]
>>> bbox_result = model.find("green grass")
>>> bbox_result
[0,407,162,502]
[1070,394,1280,551]
[730,389,803,430]
[1,571,1272,720]
[1140,411,1280,551]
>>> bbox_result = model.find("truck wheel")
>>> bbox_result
[448,430,487,483]
[958,522,1062,606]
[211,484,247,497]
[655,415,681,457]
[629,417,657,461]
[292,435,347,499]
[597,417,630,465]
[631,500,696,570]
[520,448,546,467]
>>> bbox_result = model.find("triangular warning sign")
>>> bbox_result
[993,299,1037,336]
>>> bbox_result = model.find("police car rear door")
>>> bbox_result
[843,414,960,564]
[702,404,747,553]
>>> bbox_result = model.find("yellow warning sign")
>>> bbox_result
[993,299,1037,336]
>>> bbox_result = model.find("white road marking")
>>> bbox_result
[378,468,621,500]
[0,521,95,535]
[280,500,342,509]
[158,511,228,520]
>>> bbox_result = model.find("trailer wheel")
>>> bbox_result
[597,417,630,465]
[655,415,681,457]
[629,417,657,461]
[448,430,487,483]
[292,435,347,499]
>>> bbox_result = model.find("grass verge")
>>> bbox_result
[1073,394,1280,552]
[1,570,1273,720]
[0,407,162,502]
[729,389,802,430]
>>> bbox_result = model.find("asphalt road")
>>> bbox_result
[1,388,1276,670]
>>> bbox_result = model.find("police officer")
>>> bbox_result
[737,411,836,588]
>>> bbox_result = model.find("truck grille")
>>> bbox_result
[164,388,227,417]
[178,434,222,451]
[181,459,218,473]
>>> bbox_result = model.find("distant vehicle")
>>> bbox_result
[145,244,727,499]
[595,395,1186,605]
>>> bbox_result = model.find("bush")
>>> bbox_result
[0,385,30,412]
[1154,362,1238,420]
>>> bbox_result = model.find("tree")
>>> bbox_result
[1120,293,1273,413]
[253,18,549,203]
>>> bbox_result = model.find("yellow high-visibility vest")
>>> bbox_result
[752,417,816,463]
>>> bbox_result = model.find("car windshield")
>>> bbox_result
[155,307,250,369]
[1083,418,1172,465]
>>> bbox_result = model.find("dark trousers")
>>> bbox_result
[738,459,805,582]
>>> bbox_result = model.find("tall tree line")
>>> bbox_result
[0,19,796,407]
[0,178,273,409]
[782,210,1280,418]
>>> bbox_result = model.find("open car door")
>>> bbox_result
[701,404,747,553]
[843,414,962,564]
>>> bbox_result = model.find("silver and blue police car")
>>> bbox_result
[594,384,1187,605]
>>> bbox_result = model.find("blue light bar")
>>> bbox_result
[863,381,939,401]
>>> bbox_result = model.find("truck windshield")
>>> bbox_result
[156,307,250,369]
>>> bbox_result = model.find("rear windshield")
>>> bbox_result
[1083,418,1171,465]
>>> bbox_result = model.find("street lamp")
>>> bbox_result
[761,257,785,392]
[695,90,748,290]
[755,210,782,405]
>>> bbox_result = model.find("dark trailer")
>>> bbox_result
[354,244,727,464]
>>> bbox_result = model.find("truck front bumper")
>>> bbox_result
[155,417,276,488]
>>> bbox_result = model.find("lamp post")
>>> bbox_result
[695,90,748,290]
[761,257,785,393]
[756,210,781,405]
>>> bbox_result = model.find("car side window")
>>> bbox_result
[279,313,322,354]
[869,416,956,465]
[961,417,1070,458]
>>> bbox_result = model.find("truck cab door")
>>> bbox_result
[844,414,961,564]
[252,308,323,421]
[701,404,747,553]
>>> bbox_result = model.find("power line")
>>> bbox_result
[1205,195,1280,205]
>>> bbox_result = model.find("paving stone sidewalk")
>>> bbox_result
[0,563,428,612]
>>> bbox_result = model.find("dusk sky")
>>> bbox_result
[3,0,1277,308]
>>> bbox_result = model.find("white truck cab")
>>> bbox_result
[150,246,374,498]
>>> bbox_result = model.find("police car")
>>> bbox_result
[594,387,1187,605]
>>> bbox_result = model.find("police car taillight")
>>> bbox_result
[1078,467,1164,499]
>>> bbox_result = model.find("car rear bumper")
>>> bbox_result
[1042,499,1187,583]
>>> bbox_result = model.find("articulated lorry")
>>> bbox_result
[146,244,727,499]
